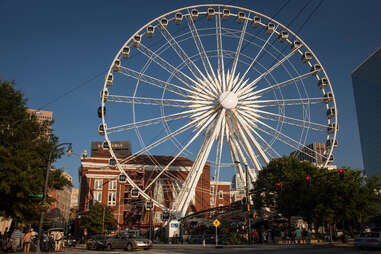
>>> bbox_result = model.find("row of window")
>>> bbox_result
[93,191,116,206]
[94,179,117,190]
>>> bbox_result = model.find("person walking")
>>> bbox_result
[11,227,23,252]
[295,228,302,244]
[22,229,33,254]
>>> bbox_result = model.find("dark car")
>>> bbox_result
[355,231,381,249]
[64,236,77,247]
[104,231,152,251]
[86,235,107,250]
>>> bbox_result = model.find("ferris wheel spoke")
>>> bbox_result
[137,43,214,100]
[107,105,212,134]
[108,95,195,108]
[226,129,247,186]
[212,116,226,204]
[234,24,280,90]
[235,47,299,96]
[119,66,192,98]
[228,110,263,172]
[255,118,328,160]
[228,128,258,182]
[216,7,225,82]
[174,109,225,217]
[232,110,270,164]
[251,107,329,131]
[144,110,219,193]
[249,97,327,108]
[239,71,317,100]
[228,16,249,91]
[185,11,217,81]
[235,109,281,158]
[159,27,216,96]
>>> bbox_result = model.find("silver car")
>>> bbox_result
[355,231,381,249]
[105,231,152,251]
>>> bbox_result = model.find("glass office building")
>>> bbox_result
[351,47,381,177]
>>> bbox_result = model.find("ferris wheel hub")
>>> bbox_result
[219,91,238,109]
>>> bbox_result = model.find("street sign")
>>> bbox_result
[213,219,221,228]
[29,194,43,198]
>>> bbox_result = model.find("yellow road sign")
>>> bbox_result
[213,219,220,228]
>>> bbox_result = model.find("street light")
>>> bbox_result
[37,142,72,253]
[234,161,252,245]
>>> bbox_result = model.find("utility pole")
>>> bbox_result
[37,143,72,253]
[244,164,252,245]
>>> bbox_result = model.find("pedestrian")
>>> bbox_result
[307,229,311,244]
[22,229,33,254]
[11,227,23,252]
[295,228,302,244]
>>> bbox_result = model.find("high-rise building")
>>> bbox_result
[290,142,328,165]
[26,108,53,123]
[352,47,381,177]
[26,108,53,137]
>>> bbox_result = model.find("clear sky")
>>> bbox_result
[1,0,380,187]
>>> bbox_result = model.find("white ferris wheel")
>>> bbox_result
[99,4,338,218]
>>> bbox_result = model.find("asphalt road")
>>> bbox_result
[57,244,380,254]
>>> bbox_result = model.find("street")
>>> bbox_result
[52,244,380,254]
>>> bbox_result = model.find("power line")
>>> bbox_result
[296,0,324,34]
[37,70,107,110]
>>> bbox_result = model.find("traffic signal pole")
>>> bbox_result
[244,164,252,245]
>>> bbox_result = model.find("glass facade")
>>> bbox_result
[351,47,381,177]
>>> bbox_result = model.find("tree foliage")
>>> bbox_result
[0,80,71,221]
[252,156,381,228]
[80,203,117,235]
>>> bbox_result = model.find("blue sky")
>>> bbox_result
[1,0,380,187]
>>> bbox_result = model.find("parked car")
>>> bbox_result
[86,235,107,250]
[64,235,76,247]
[104,231,152,251]
[355,231,381,249]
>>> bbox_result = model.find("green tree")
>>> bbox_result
[0,80,71,221]
[81,203,117,235]
[252,156,381,232]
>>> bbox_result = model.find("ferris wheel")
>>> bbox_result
[99,4,338,218]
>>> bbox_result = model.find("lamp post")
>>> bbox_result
[37,142,72,253]
[234,161,252,245]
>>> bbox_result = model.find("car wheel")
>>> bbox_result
[127,243,133,251]
[106,244,113,251]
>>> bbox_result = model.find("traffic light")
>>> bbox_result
[305,176,311,189]
[339,169,344,180]
[275,182,281,191]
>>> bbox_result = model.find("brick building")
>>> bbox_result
[79,147,211,229]
[210,181,231,207]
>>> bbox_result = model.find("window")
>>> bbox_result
[94,179,103,190]
[219,190,223,199]
[109,180,117,190]
[210,197,215,205]
[94,191,102,204]
[108,192,116,206]
[210,186,215,194]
